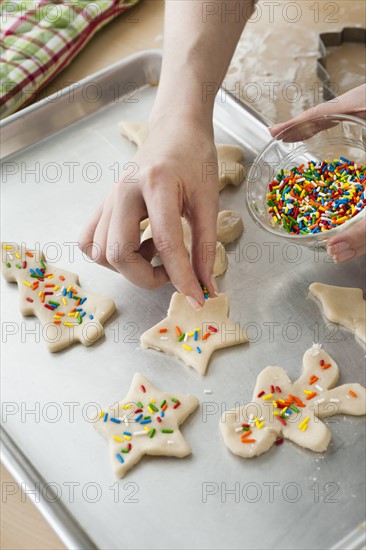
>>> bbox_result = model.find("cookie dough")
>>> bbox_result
[217,210,244,244]
[140,292,248,375]
[309,283,366,347]
[118,121,245,191]
[118,121,148,147]
[141,211,243,277]
[220,345,366,457]
[141,216,231,277]
[94,372,199,478]
[2,243,115,352]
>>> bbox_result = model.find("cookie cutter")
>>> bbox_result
[317,27,366,100]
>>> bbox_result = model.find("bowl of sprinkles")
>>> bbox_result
[246,114,366,245]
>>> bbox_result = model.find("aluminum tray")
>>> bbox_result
[1,50,365,550]
[317,27,366,101]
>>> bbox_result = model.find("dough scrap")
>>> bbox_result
[140,211,243,277]
[118,121,245,191]
[1,243,116,352]
[94,372,199,478]
[309,282,366,347]
[220,345,366,457]
[217,210,244,244]
[140,292,248,375]
[118,121,148,147]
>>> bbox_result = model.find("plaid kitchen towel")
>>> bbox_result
[0,0,140,118]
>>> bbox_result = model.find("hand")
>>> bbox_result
[269,84,366,263]
[269,84,366,137]
[326,217,366,264]
[79,114,219,309]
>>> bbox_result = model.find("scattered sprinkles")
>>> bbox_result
[97,376,199,475]
[237,357,343,447]
[108,392,181,458]
[223,350,366,460]
[266,159,365,234]
[3,245,101,330]
[200,282,209,300]
[155,315,219,356]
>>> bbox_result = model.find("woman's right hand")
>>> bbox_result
[79,111,219,309]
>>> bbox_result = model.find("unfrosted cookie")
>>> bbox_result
[140,211,243,277]
[94,372,199,478]
[140,209,244,240]
[141,216,230,277]
[1,243,115,352]
[220,345,366,457]
[140,292,248,375]
[310,282,366,347]
[118,121,245,191]
[119,121,148,147]
[217,210,244,244]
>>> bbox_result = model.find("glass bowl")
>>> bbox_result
[246,114,366,247]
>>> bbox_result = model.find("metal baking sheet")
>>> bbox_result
[317,27,366,100]
[1,50,365,550]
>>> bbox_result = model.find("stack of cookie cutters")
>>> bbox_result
[317,27,366,100]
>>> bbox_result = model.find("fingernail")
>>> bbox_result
[327,241,350,256]
[210,275,219,296]
[186,295,202,311]
[333,249,356,264]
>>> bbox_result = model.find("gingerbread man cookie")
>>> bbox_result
[220,345,366,457]
[2,243,115,351]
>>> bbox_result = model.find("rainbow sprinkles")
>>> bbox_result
[141,291,248,375]
[267,158,365,235]
[1,243,115,351]
[94,373,199,478]
[220,346,366,458]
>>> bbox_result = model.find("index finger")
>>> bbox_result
[106,188,169,290]
[145,182,205,309]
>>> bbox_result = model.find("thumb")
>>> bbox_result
[270,84,366,137]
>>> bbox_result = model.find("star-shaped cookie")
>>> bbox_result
[220,346,366,457]
[1,243,115,351]
[94,373,199,478]
[140,292,248,375]
[310,282,366,347]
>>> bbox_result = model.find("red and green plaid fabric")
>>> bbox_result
[0,0,140,118]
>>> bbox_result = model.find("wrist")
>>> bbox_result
[149,94,214,136]
[150,76,216,128]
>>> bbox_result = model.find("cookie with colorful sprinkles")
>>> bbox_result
[220,345,366,458]
[1,243,115,351]
[140,292,248,375]
[94,373,199,478]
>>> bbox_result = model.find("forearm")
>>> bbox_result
[151,0,255,125]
